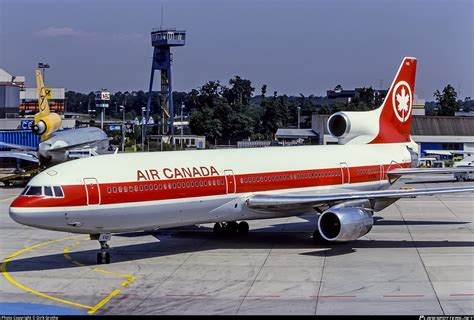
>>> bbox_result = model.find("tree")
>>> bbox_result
[434,84,459,116]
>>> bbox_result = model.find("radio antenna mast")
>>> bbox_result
[160,6,164,30]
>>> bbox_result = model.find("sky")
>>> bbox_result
[0,0,473,100]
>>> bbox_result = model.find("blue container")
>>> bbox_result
[0,130,40,150]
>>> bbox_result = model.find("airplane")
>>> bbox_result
[0,70,110,167]
[9,57,474,264]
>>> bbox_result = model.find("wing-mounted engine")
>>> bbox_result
[327,110,380,144]
[317,207,373,242]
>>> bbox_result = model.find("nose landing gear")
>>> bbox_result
[90,233,112,264]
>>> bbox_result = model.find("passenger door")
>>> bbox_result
[224,170,236,194]
[83,178,100,205]
[340,162,350,184]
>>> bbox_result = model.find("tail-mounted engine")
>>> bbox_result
[32,113,61,140]
[327,111,379,144]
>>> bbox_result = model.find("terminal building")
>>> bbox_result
[0,69,24,118]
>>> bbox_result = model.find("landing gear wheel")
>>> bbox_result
[104,252,111,264]
[226,221,239,234]
[237,221,249,235]
[96,252,103,264]
[213,222,225,235]
[92,233,112,264]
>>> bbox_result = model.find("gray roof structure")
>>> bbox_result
[275,128,318,139]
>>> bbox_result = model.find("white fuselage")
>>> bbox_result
[10,143,412,234]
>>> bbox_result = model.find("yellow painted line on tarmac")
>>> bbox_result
[0,196,17,202]
[88,289,121,314]
[0,235,93,310]
[2,235,136,315]
[62,239,136,315]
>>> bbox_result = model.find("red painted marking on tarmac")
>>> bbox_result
[165,294,208,297]
[449,294,474,297]
[315,295,356,299]
[241,295,280,298]
[383,294,425,298]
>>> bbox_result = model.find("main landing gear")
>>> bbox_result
[90,233,112,264]
[213,221,249,235]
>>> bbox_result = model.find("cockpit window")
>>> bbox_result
[26,186,42,196]
[21,186,30,195]
[53,186,64,197]
[44,186,53,197]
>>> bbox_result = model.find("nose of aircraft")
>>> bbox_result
[9,203,34,226]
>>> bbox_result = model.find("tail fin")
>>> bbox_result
[35,70,50,116]
[369,57,417,144]
[33,70,62,141]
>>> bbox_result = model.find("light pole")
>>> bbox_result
[141,107,146,151]
[297,106,301,129]
[38,63,50,82]
[119,105,125,152]
[180,103,185,149]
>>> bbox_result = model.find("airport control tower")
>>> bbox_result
[143,28,186,149]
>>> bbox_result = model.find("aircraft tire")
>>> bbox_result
[226,221,239,234]
[96,252,103,264]
[105,252,111,264]
[237,221,249,235]
[213,223,224,235]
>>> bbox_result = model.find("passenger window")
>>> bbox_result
[44,186,53,197]
[134,186,138,191]
[26,186,42,196]
[204,181,208,186]
[129,186,133,192]
[119,187,123,192]
[159,184,163,189]
[53,186,64,197]
[124,186,128,192]
[139,186,143,191]
[144,185,148,191]
[107,187,111,193]
[154,184,158,190]
[113,187,117,193]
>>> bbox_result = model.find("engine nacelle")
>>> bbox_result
[327,111,379,144]
[318,207,373,242]
[32,113,61,140]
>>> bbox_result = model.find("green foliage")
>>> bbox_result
[434,84,459,116]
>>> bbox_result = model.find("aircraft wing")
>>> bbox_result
[0,151,39,163]
[387,167,474,176]
[245,185,474,212]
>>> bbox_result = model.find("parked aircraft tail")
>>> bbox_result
[33,70,62,141]
[327,57,417,145]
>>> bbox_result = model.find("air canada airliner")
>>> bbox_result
[9,57,474,264]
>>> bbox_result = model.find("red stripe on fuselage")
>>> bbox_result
[10,162,411,208]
